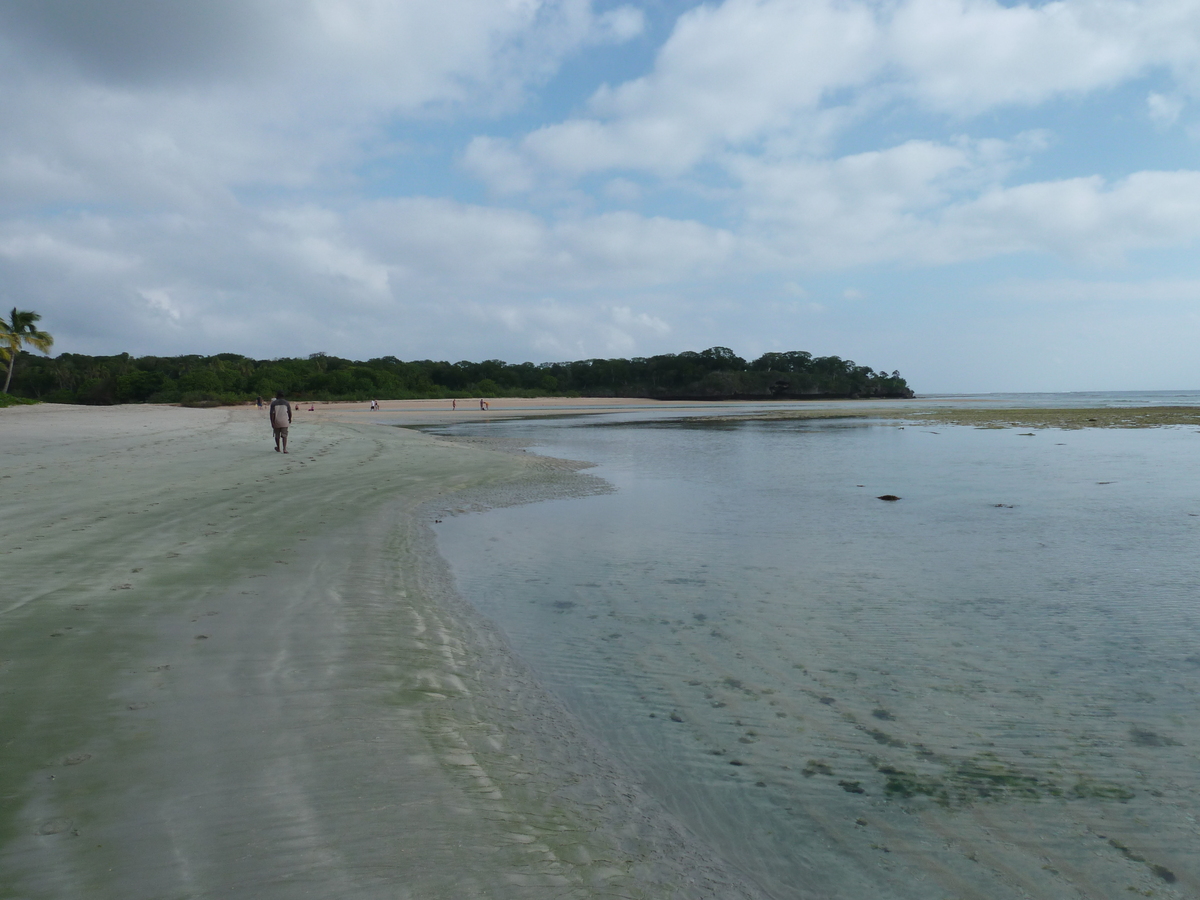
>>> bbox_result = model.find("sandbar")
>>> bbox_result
[0,402,766,899]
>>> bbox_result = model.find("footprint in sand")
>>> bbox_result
[36,818,73,836]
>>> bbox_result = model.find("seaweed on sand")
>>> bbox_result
[876,754,1134,808]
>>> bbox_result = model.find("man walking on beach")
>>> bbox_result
[269,390,292,453]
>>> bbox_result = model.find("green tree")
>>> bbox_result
[1,308,54,394]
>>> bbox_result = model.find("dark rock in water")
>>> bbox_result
[877,494,901,501]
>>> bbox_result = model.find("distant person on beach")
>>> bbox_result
[255,395,263,409]
[269,391,292,453]
[452,399,456,410]
[479,398,488,410]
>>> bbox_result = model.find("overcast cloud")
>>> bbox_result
[2,0,1198,391]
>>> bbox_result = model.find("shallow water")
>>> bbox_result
[434,410,1200,899]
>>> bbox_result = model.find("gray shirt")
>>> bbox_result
[269,399,291,430]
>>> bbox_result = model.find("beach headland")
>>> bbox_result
[0,402,768,900]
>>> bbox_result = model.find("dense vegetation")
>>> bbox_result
[5,347,912,405]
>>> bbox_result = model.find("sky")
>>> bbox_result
[2,0,1199,392]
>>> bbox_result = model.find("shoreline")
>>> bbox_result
[0,403,765,899]
[5,398,1198,897]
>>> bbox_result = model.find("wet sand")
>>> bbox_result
[0,402,767,899]
[289,396,717,426]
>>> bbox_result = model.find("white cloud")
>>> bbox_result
[0,0,639,110]
[461,136,537,196]
[734,138,1200,267]
[942,170,1200,262]
[552,212,739,284]
[985,276,1200,304]
[475,297,668,360]
[470,0,1200,188]
[1147,91,1185,126]
[603,177,642,203]
[350,198,740,291]
[261,206,391,300]
[595,6,645,43]
[513,0,880,177]
[611,304,670,334]
[139,288,183,322]
[730,137,1026,266]
[886,0,1176,113]
[0,227,138,274]
[351,198,552,287]
[0,0,645,215]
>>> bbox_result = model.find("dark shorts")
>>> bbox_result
[273,427,289,438]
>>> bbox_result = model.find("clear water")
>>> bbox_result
[433,402,1200,899]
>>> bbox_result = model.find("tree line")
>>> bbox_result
[5,346,912,405]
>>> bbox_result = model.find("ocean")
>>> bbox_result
[431,394,1200,899]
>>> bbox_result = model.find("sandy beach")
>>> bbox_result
[0,402,767,900]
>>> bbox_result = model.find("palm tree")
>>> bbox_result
[1,308,54,394]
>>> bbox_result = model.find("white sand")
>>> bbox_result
[0,403,767,899]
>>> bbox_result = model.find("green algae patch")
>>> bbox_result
[1104,837,1176,883]
[903,406,1200,430]
[865,728,907,748]
[1069,779,1135,801]
[599,403,1200,432]
[876,754,1133,808]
